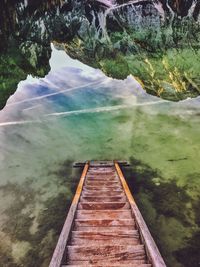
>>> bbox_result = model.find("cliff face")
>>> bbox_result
[0,0,200,108]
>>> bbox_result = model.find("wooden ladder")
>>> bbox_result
[49,161,167,267]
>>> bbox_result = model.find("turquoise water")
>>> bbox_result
[0,46,199,267]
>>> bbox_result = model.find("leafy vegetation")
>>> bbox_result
[99,48,200,101]
[0,41,50,109]
[63,17,200,101]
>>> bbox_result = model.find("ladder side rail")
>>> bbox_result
[115,162,167,267]
[49,162,89,267]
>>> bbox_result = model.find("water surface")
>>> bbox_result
[0,46,199,267]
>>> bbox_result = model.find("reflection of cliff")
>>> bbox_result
[0,0,200,108]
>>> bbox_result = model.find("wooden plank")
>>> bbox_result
[115,162,167,267]
[66,244,145,261]
[76,210,133,219]
[84,185,122,190]
[78,201,130,210]
[69,237,140,246]
[74,226,135,231]
[49,162,89,267]
[80,195,127,202]
[82,191,125,197]
[85,181,120,185]
[89,160,114,167]
[85,179,117,182]
[63,264,151,267]
[64,261,150,266]
[83,189,123,194]
[71,230,139,239]
[74,218,135,227]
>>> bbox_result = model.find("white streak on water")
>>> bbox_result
[23,105,41,111]
[0,120,41,127]
[45,100,167,117]
[0,100,167,127]
[7,80,106,107]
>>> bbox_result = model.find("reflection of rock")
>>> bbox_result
[0,0,200,107]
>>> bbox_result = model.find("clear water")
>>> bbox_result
[0,46,199,267]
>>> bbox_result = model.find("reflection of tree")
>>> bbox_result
[159,0,199,18]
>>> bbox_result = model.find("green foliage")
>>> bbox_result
[0,40,50,109]
[70,16,200,101]
[99,53,129,80]
[99,48,200,101]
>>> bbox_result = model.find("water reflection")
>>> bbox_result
[1,0,199,107]
[0,46,199,267]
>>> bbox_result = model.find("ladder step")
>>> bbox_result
[87,171,116,177]
[84,185,122,190]
[83,189,123,194]
[71,230,139,239]
[74,226,135,231]
[78,202,130,210]
[76,210,133,219]
[70,237,140,246]
[63,264,151,267]
[80,196,127,202]
[82,191,125,197]
[86,176,117,181]
[85,181,120,186]
[74,219,135,227]
[64,260,148,265]
[66,245,146,261]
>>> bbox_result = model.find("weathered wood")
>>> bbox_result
[71,230,139,239]
[115,162,167,267]
[76,210,133,219]
[63,264,151,267]
[80,195,127,202]
[50,161,166,267]
[82,191,125,197]
[74,219,135,227]
[84,185,122,190]
[89,160,114,167]
[83,188,123,194]
[74,225,135,231]
[78,201,130,210]
[49,162,89,267]
[70,237,140,246]
[66,244,145,261]
[85,180,119,185]
[63,261,150,266]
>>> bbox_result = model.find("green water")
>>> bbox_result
[0,104,200,266]
[0,51,199,266]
